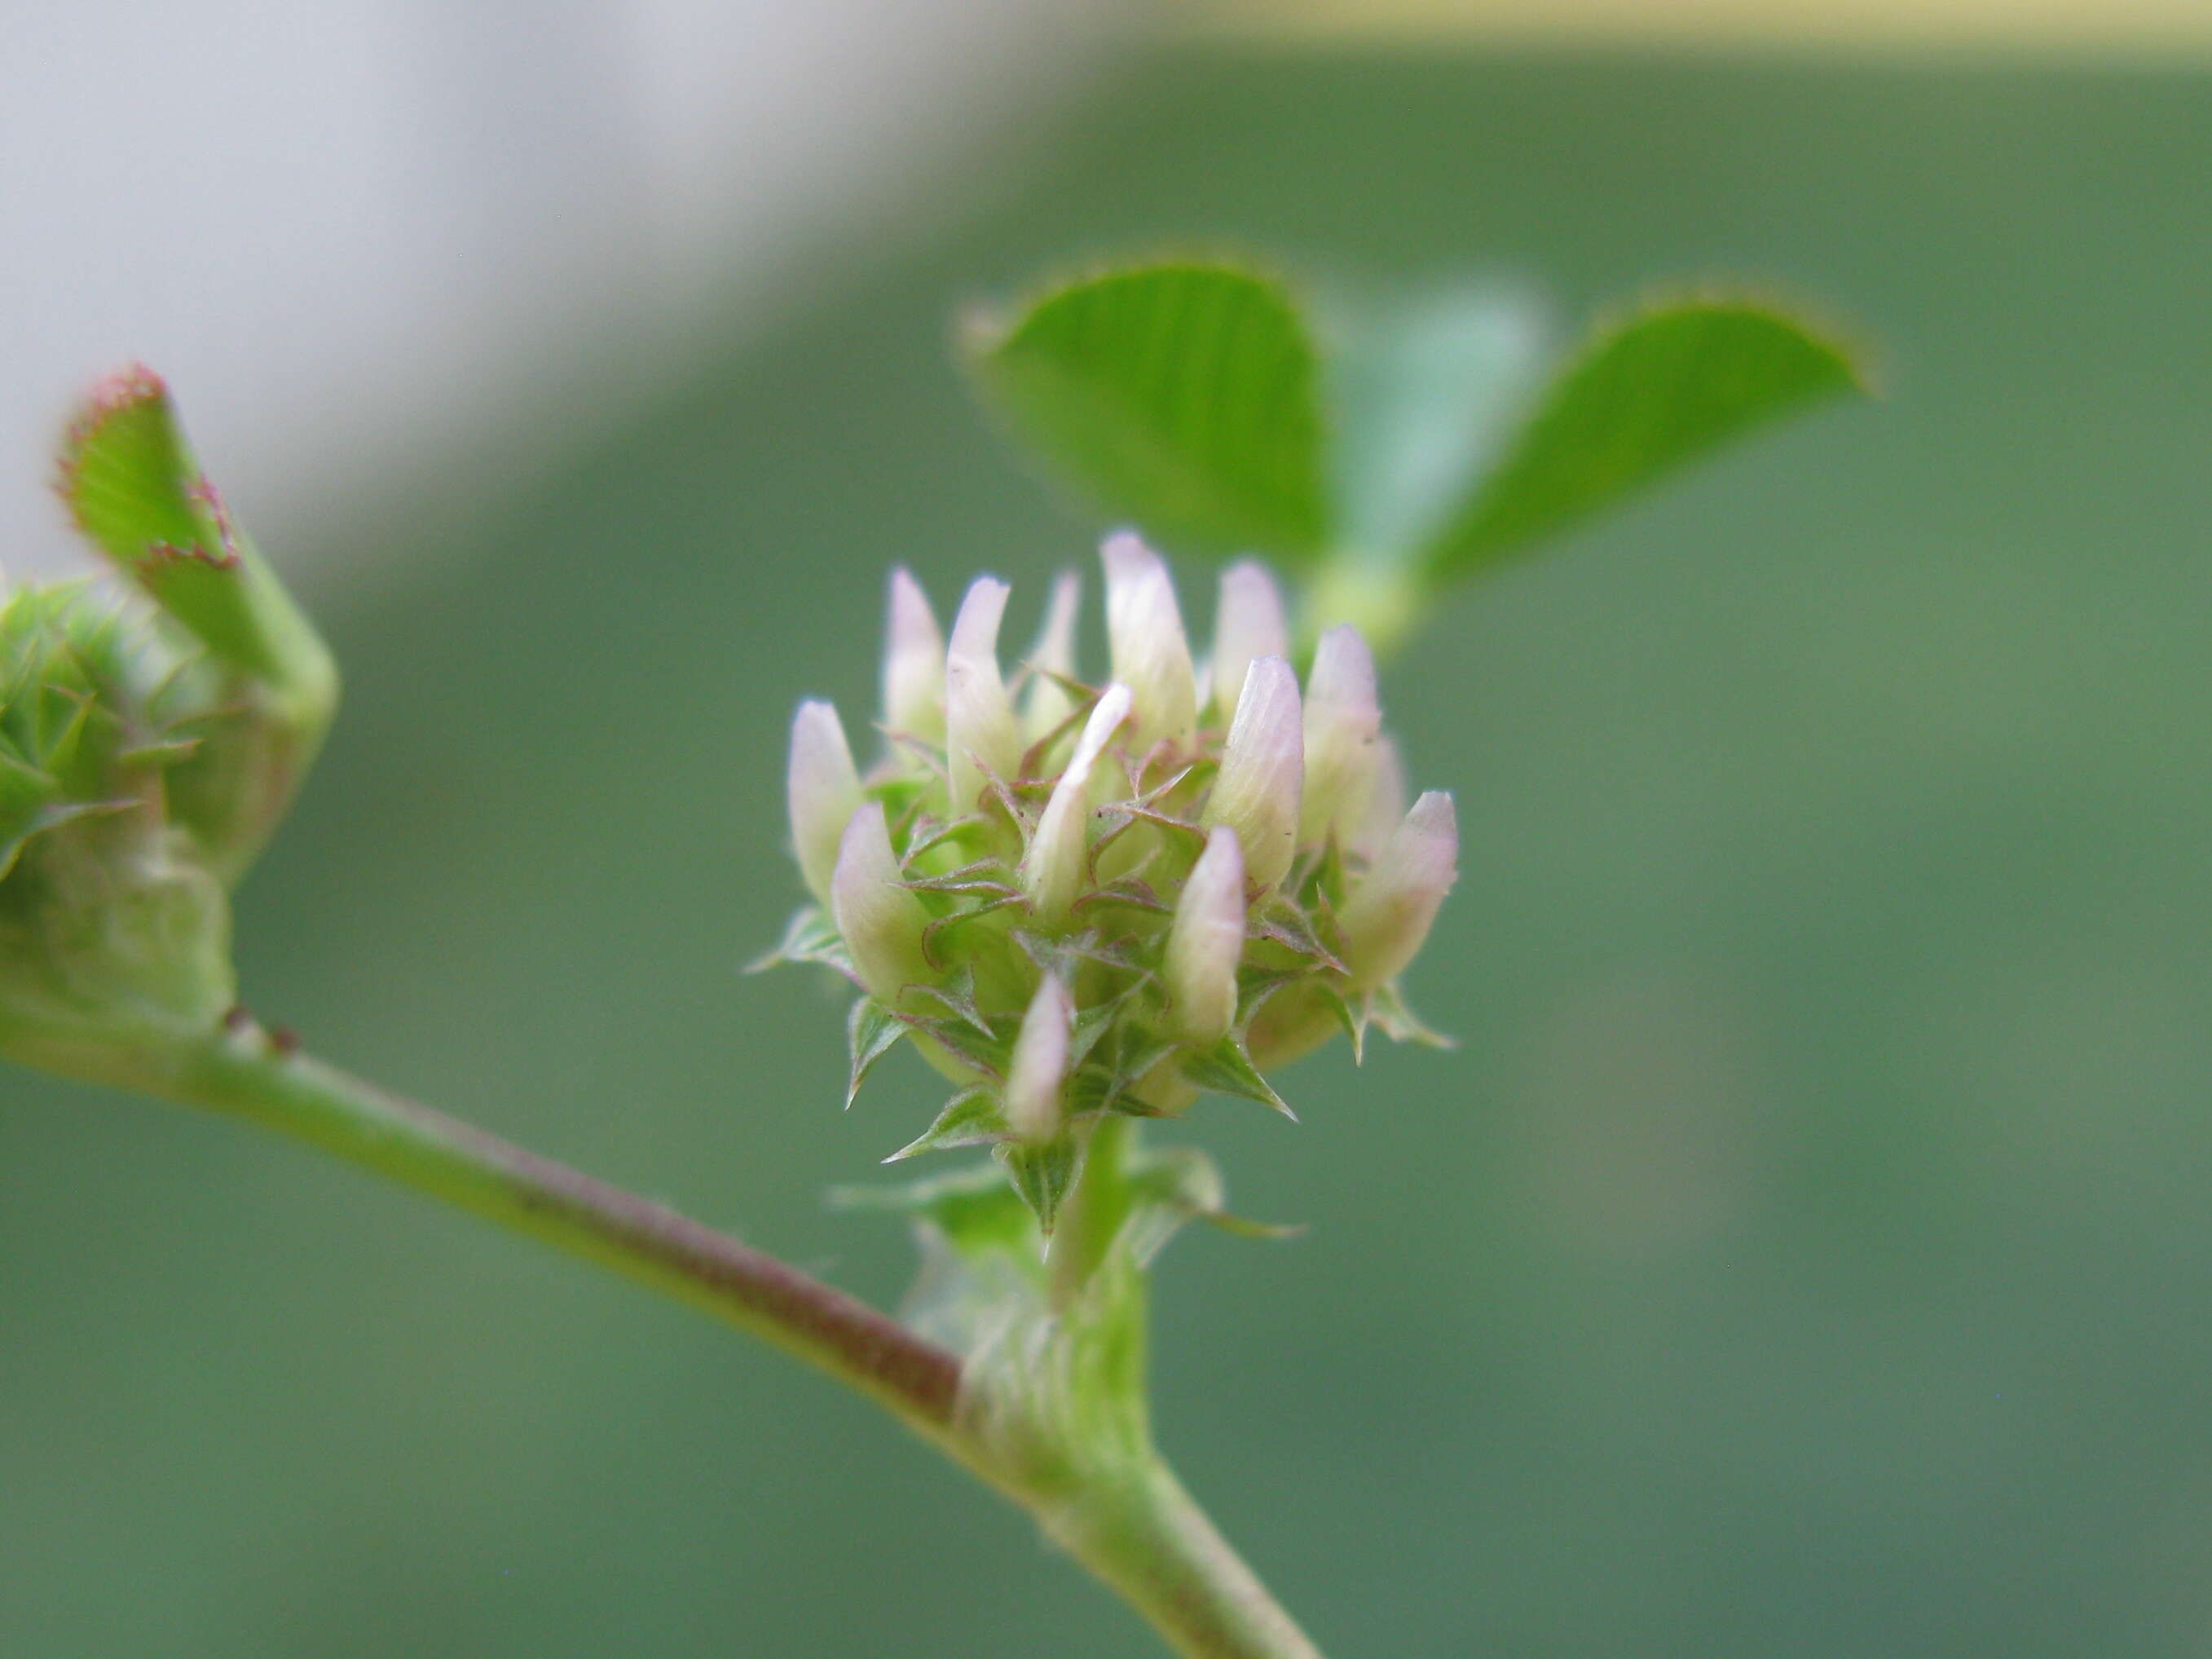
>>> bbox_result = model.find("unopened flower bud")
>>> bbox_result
[0,367,338,1084]
[945,577,1024,807]
[1203,656,1302,892]
[1101,532,1196,752]
[1300,624,1382,845]
[831,803,933,1004]
[0,584,235,1061]
[881,567,946,745]
[1337,791,1457,990]
[1164,827,1245,1043]
[1208,560,1289,719]
[1002,972,1073,1141]
[787,700,863,909]
[1023,683,1130,920]
[1352,734,1408,862]
[1020,571,1082,741]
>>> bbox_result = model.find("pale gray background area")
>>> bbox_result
[0,0,1121,577]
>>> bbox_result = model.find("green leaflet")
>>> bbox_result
[1422,296,1867,582]
[47,371,338,890]
[56,368,337,717]
[964,260,1865,609]
[1326,280,1551,558]
[966,262,1331,562]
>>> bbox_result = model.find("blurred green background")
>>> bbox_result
[8,40,2212,1659]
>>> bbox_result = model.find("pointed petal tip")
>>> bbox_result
[1100,533,1196,744]
[1165,826,1246,1044]
[1020,573,1086,739]
[1084,680,1135,743]
[787,700,863,907]
[1039,570,1081,642]
[1199,818,1245,870]
[788,696,846,754]
[1205,655,1303,891]
[1337,789,1459,991]
[1022,682,1134,917]
[1308,624,1381,715]
[831,799,892,883]
[1390,791,1458,895]
[946,576,1021,802]
[831,801,932,1001]
[1004,973,1074,1141]
[882,567,946,741]
[1301,625,1386,845]
[1315,620,1377,660]
[950,575,1011,643]
[1406,788,1458,842]
[1185,823,1249,918]
[1353,735,1409,858]
[1241,653,1302,710]
[790,696,854,756]
[1099,527,1161,576]
[1210,560,1291,713]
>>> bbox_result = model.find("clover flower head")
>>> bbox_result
[765,535,1456,1230]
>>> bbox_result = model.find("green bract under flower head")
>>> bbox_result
[764,533,1456,1233]
[0,369,335,1082]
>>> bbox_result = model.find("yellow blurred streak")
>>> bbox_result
[1182,0,2212,57]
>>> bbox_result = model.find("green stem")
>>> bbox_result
[152,1022,963,1437]
[1049,1113,1135,1312]
[109,1018,1322,1659]
[1031,1459,1328,1659]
